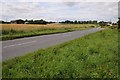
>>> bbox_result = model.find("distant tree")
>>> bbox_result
[74,20,78,24]
[64,20,72,24]
[0,20,10,24]
[32,19,47,24]
[92,20,97,24]
[77,21,81,24]
[99,21,107,27]
[0,21,5,24]
[59,20,98,24]
[25,19,28,22]
[27,20,34,24]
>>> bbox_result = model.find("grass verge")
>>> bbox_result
[2,29,118,78]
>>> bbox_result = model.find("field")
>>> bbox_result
[2,29,118,78]
[1,24,96,40]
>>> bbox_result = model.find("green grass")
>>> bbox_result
[1,28,91,41]
[1,28,74,41]
[2,29,118,78]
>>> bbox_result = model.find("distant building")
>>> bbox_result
[11,19,25,24]
[24,21,29,24]
[107,23,112,26]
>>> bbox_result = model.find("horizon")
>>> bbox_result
[0,19,117,23]
[0,2,118,23]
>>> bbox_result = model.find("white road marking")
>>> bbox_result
[3,41,36,48]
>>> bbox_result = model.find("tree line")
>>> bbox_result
[59,20,97,24]
[0,19,117,26]
[24,19,55,24]
[0,19,55,24]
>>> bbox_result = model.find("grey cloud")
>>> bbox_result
[63,2,78,7]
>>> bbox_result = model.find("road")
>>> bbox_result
[2,28,104,61]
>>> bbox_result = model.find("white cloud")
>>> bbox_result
[1,0,119,2]
[0,2,118,22]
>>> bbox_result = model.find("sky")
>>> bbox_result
[0,1,118,22]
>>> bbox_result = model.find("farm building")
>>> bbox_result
[11,19,25,24]
[107,23,112,26]
[24,21,29,24]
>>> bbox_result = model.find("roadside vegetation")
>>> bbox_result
[2,29,118,78]
[1,24,96,41]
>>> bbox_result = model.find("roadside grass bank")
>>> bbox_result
[2,29,118,78]
[1,24,96,41]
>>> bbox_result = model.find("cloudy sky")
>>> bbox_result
[0,1,118,22]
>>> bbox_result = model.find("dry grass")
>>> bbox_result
[1,23,96,31]
[1,23,97,40]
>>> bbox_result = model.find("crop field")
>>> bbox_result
[1,24,96,40]
[2,29,118,78]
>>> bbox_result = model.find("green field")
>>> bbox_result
[1,24,96,41]
[2,29,118,78]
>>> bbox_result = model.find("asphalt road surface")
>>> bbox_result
[2,28,104,61]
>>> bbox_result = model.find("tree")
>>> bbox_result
[99,21,107,27]
[74,20,78,24]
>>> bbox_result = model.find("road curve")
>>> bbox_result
[2,28,104,61]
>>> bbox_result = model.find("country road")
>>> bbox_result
[2,28,104,61]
